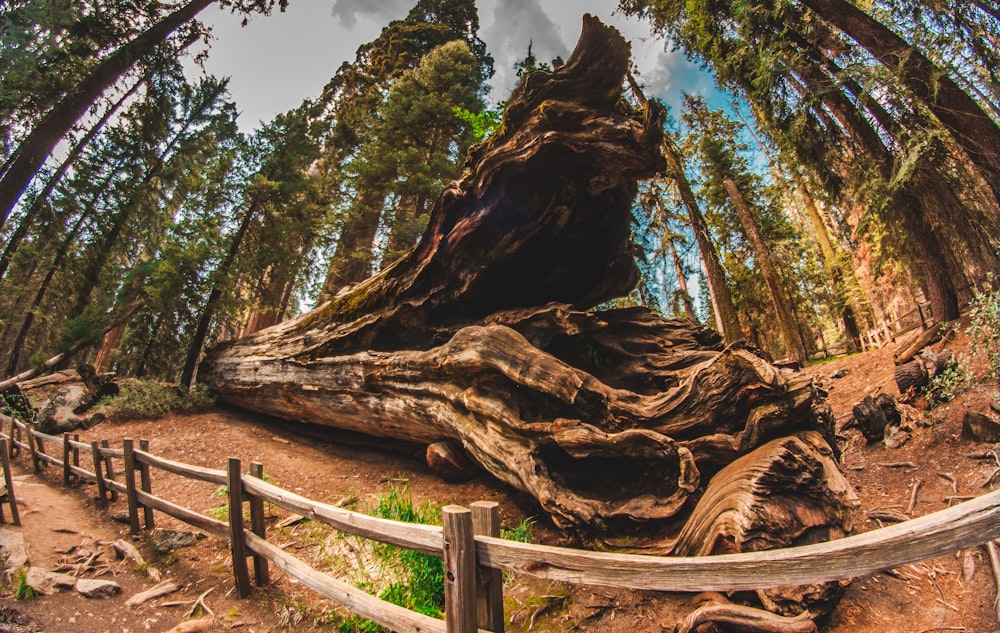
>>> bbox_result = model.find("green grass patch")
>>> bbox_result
[101,378,215,420]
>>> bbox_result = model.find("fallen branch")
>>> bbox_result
[907,479,923,514]
[111,539,146,567]
[163,616,213,633]
[867,510,911,523]
[937,472,958,494]
[126,580,181,607]
[162,587,215,618]
[0,311,136,391]
[675,603,817,633]
[986,540,1000,621]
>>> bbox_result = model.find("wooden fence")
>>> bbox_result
[2,412,1000,633]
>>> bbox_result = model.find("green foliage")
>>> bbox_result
[367,484,444,618]
[452,105,501,140]
[925,281,1000,403]
[338,614,383,633]
[12,569,37,601]
[342,483,444,632]
[101,379,215,420]
[967,278,1000,382]
[502,517,535,543]
[925,356,973,405]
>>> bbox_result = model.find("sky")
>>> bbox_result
[191,0,723,130]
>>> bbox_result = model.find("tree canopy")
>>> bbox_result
[2,0,998,381]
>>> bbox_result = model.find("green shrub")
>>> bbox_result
[926,357,973,404]
[968,278,1000,382]
[101,379,215,420]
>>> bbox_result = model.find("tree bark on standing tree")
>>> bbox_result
[797,0,1000,204]
[0,0,219,229]
[661,137,742,342]
[723,178,809,365]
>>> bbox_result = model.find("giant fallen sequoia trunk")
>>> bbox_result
[201,16,844,533]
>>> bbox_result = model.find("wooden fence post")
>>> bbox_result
[0,439,20,526]
[227,457,252,599]
[91,440,107,503]
[72,433,80,468]
[122,439,141,535]
[138,439,154,529]
[471,501,504,632]
[101,439,118,500]
[62,433,72,485]
[25,423,40,473]
[7,417,18,457]
[248,461,270,587]
[443,505,477,633]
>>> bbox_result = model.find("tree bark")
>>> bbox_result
[724,178,809,365]
[0,75,145,282]
[674,431,858,616]
[661,137,741,342]
[201,16,839,531]
[0,0,215,229]
[180,199,259,389]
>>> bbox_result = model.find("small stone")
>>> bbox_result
[151,529,198,554]
[884,427,911,449]
[25,567,77,594]
[962,410,1000,443]
[75,577,121,598]
[0,527,29,569]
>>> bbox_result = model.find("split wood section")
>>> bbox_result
[3,413,1000,633]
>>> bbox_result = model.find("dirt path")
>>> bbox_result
[1,334,999,632]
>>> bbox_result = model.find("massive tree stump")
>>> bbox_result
[674,432,858,616]
[201,16,841,533]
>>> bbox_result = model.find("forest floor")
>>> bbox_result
[2,323,1000,633]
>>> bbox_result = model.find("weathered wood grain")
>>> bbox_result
[472,488,1000,592]
[245,532,446,633]
[242,475,443,556]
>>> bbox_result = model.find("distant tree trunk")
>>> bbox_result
[0,0,215,229]
[5,205,94,376]
[666,234,697,321]
[180,200,258,388]
[0,76,145,282]
[901,201,961,322]
[241,265,296,336]
[790,172,866,352]
[724,177,808,365]
[661,138,741,341]
[93,324,125,372]
[798,0,1000,204]
[318,192,383,301]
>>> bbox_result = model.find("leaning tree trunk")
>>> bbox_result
[201,16,839,531]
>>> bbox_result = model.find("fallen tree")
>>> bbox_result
[201,16,845,538]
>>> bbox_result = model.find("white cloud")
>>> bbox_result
[480,0,568,100]
[330,0,412,29]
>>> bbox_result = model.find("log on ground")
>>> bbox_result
[200,16,839,532]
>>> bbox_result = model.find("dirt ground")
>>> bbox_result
[2,325,1000,633]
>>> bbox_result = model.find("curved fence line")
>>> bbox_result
[0,412,997,633]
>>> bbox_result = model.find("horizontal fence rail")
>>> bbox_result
[1,411,998,632]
